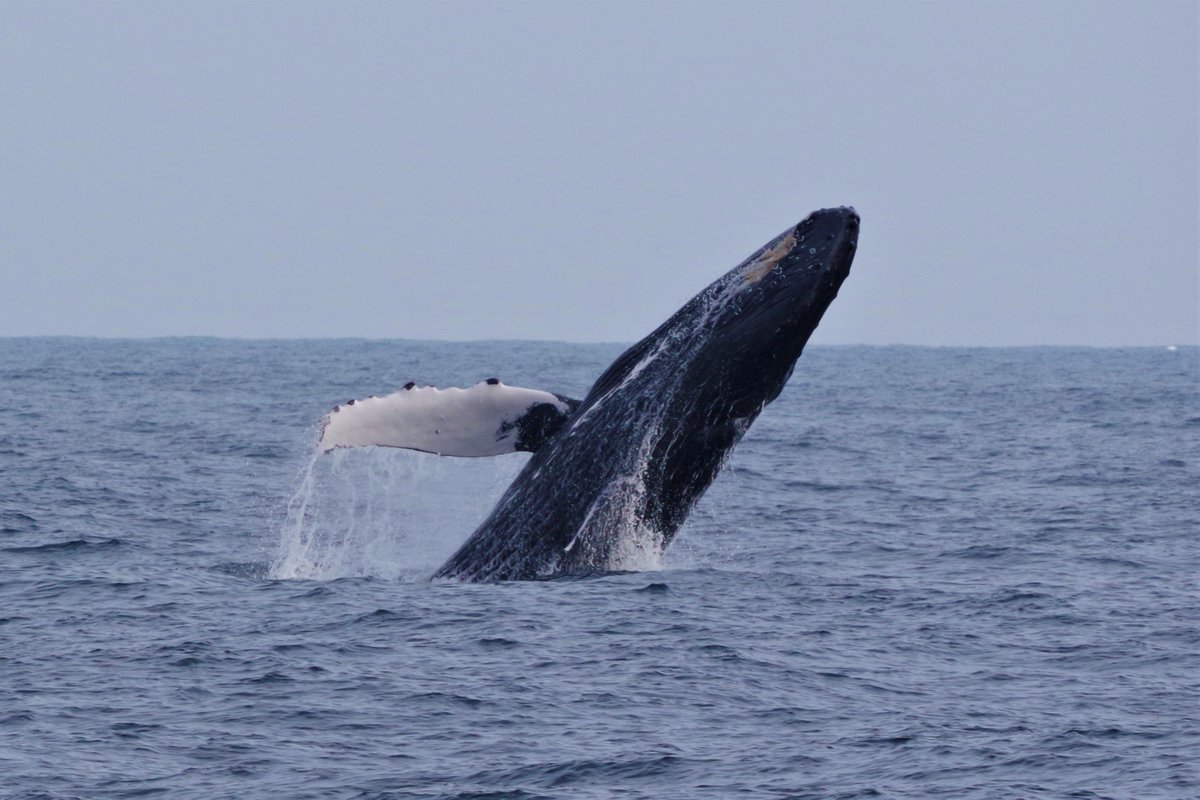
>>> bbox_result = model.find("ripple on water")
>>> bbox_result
[0,342,1195,799]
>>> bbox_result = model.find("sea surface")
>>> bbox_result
[1,339,1196,800]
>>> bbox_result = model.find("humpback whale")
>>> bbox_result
[317,207,859,581]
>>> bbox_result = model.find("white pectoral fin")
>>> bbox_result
[317,380,580,457]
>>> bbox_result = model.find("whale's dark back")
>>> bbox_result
[434,208,859,581]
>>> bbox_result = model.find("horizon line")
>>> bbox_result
[0,335,1195,349]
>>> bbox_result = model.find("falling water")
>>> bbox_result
[269,447,530,581]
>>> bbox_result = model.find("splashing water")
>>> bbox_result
[564,414,670,574]
[270,448,530,581]
[271,281,743,583]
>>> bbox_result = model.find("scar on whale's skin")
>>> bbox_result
[741,231,798,285]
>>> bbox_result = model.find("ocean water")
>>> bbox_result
[1,338,1196,800]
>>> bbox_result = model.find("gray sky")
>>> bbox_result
[3,0,1196,345]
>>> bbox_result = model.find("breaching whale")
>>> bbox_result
[317,207,860,581]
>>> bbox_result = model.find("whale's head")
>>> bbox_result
[704,206,859,415]
[587,207,859,426]
[576,207,859,535]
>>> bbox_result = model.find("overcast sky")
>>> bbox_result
[2,0,1196,345]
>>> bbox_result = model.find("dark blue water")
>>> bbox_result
[2,339,1196,799]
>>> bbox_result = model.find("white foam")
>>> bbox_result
[607,521,666,572]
